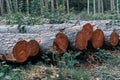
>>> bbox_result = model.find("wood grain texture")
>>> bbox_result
[52,32,69,54]
[109,31,119,46]
[28,40,40,56]
[12,40,31,63]
[75,31,88,50]
[92,29,104,49]
[82,23,93,41]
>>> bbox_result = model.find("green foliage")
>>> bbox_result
[5,13,25,25]
[0,49,120,80]
[58,52,80,68]
[30,0,41,16]
[92,65,120,80]
[4,13,48,25]
[3,9,120,25]
[41,53,51,64]
[96,49,113,62]
[58,68,90,80]
[0,63,23,80]
[41,51,80,68]
[18,0,24,12]
[45,5,66,24]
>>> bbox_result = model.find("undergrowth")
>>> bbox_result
[0,11,120,25]
[0,48,120,80]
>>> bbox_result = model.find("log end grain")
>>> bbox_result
[28,40,40,56]
[82,23,93,41]
[75,31,88,50]
[52,32,69,54]
[109,31,119,46]
[12,40,31,63]
[92,29,104,49]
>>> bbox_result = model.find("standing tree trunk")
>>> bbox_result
[87,0,90,14]
[78,0,80,11]
[44,0,49,12]
[15,0,18,13]
[26,0,29,15]
[56,0,59,10]
[117,0,119,15]
[13,0,18,13]
[93,0,96,15]
[51,0,54,12]
[101,0,104,14]
[6,0,12,14]
[40,0,44,14]
[98,0,101,14]
[0,0,4,15]
[66,0,70,14]
[112,0,115,9]
[110,0,112,10]
[9,0,13,13]
[110,0,115,11]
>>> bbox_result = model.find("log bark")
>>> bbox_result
[0,21,120,55]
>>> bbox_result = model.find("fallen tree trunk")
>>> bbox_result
[0,21,120,55]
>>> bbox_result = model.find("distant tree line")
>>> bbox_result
[0,0,119,16]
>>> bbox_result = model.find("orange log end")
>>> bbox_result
[109,31,119,46]
[28,40,40,56]
[53,32,69,54]
[75,31,88,50]
[92,29,104,49]
[12,40,31,63]
[82,23,93,41]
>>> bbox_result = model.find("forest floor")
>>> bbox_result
[0,48,120,80]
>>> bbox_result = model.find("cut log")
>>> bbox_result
[0,53,16,62]
[109,31,119,46]
[52,32,69,54]
[12,40,31,63]
[0,21,120,56]
[28,40,40,56]
[75,31,88,50]
[92,29,104,49]
[82,23,94,41]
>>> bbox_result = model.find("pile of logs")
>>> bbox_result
[53,23,119,52]
[0,40,40,63]
[0,23,120,63]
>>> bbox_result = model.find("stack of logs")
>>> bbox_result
[53,23,119,53]
[1,40,40,63]
[0,23,119,63]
